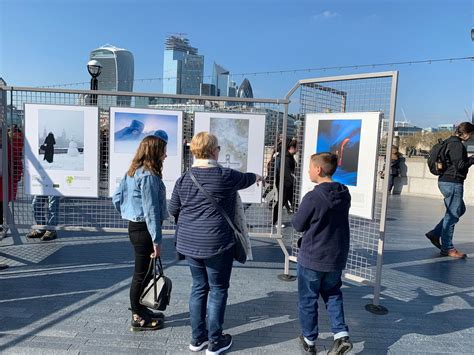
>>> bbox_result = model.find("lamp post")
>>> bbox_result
[87,59,102,105]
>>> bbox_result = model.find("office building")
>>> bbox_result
[163,36,204,95]
[89,44,134,106]
[212,63,229,96]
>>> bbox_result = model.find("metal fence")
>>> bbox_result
[0,86,288,240]
[280,72,398,310]
[1,72,398,309]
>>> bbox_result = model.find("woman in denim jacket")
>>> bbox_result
[113,131,168,331]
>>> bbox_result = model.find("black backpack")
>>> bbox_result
[427,139,449,176]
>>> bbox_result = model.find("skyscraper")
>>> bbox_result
[237,78,254,99]
[163,36,204,95]
[89,44,134,106]
[212,63,229,97]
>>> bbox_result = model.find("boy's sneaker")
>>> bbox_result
[189,338,209,352]
[206,334,232,355]
[298,335,316,354]
[40,230,57,241]
[26,229,45,239]
[328,336,353,355]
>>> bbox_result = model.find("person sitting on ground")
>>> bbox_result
[113,131,169,331]
[292,152,353,355]
[425,122,474,258]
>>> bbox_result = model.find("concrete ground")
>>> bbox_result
[0,195,473,354]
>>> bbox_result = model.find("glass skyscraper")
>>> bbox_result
[212,63,230,97]
[163,36,204,95]
[89,44,134,106]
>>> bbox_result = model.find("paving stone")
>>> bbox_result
[0,196,472,354]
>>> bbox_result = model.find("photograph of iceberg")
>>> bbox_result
[114,112,178,155]
[38,109,85,171]
[316,119,362,186]
[210,117,249,172]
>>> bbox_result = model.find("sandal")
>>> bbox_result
[130,313,164,332]
[128,307,164,320]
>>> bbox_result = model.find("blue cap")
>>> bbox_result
[153,130,168,144]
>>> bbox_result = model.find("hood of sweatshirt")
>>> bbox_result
[314,182,351,211]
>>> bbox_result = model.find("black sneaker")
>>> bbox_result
[189,338,209,352]
[40,230,57,241]
[26,229,45,239]
[206,334,232,355]
[298,335,316,354]
[328,336,353,355]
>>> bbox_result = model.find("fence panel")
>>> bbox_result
[285,72,397,286]
[2,87,288,238]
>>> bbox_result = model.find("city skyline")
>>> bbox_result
[0,0,471,128]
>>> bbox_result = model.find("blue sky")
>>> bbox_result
[0,0,472,127]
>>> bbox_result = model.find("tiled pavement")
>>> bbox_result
[0,195,473,354]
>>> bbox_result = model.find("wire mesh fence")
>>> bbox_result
[1,87,289,238]
[286,73,397,284]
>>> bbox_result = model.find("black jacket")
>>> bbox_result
[292,182,351,272]
[439,136,474,184]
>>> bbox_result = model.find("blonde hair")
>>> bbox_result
[190,132,218,159]
[127,135,166,178]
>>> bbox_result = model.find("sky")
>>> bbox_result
[0,0,472,128]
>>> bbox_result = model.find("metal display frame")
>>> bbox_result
[277,72,398,313]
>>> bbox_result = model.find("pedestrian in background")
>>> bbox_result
[425,122,474,258]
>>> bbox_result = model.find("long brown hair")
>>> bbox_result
[127,135,166,178]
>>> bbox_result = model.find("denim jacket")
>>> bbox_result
[112,168,168,244]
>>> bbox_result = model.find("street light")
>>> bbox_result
[87,59,102,105]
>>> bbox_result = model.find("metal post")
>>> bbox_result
[90,77,98,105]
[0,86,9,236]
[365,71,399,315]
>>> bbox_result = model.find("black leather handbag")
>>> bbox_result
[139,257,172,311]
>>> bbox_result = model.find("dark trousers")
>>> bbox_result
[272,184,293,224]
[128,221,154,315]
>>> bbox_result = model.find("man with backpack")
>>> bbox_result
[426,122,474,258]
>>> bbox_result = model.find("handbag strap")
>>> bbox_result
[140,256,165,298]
[189,170,239,235]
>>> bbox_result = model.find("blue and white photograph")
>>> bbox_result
[114,112,178,156]
[38,109,85,171]
[316,119,362,186]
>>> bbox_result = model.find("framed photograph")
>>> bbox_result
[109,107,183,199]
[300,112,381,219]
[24,104,99,197]
[194,112,265,203]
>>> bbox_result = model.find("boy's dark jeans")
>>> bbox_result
[297,263,349,341]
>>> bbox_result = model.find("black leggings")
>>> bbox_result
[128,221,154,315]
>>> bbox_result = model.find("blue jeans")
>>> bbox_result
[429,182,466,252]
[32,195,60,227]
[297,264,349,341]
[187,248,233,342]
